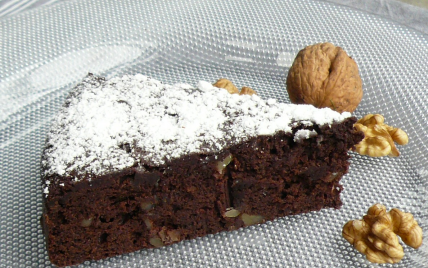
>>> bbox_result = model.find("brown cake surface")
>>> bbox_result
[41,74,363,267]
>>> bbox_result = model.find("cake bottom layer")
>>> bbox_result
[41,118,363,267]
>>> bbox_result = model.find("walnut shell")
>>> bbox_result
[286,42,363,113]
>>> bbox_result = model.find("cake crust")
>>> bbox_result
[41,74,353,184]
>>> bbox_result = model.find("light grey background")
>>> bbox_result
[1,0,428,35]
[0,0,427,267]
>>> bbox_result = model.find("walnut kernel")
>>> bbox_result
[213,78,239,94]
[213,78,257,95]
[158,227,181,244]
[342,204,422,264]
[149,237,164,248]
[143,218,153,230]
[224,207,241,218]
[239,87,256,96]
[241,213,264,226]
[216,154,233,174]
[80,217,93,227]
[141,201,154,211]
[354,124,392,157]
[354,114,409,157]
[167,230,181,242]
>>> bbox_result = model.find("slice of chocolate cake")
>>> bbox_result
[41,74,363,267]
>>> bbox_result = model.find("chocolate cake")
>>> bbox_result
[41,74,363,267]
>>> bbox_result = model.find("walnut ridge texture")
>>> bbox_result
[342,204,422,264]
[286,42,363,113]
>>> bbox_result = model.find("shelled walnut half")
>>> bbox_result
[342,204,422,264]
[213,78,257,96]
[353,114,409,157]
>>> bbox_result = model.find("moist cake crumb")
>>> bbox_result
[40,74,363,267]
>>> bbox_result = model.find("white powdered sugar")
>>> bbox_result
[42,74,352,179]
[293,129,318,143]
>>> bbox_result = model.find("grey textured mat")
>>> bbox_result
[0,0,427,267]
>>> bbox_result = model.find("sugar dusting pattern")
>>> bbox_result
[42,74,351,180]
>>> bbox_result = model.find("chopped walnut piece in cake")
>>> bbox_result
[224,207,241,218]
[342,204,423,264]
[241,213,264,226]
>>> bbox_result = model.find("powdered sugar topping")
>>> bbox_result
[293,129,318,143]
[42,74,352,178]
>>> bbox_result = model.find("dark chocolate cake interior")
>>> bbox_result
[41,74,363,266]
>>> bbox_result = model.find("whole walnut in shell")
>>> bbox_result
[286,42,363,113]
